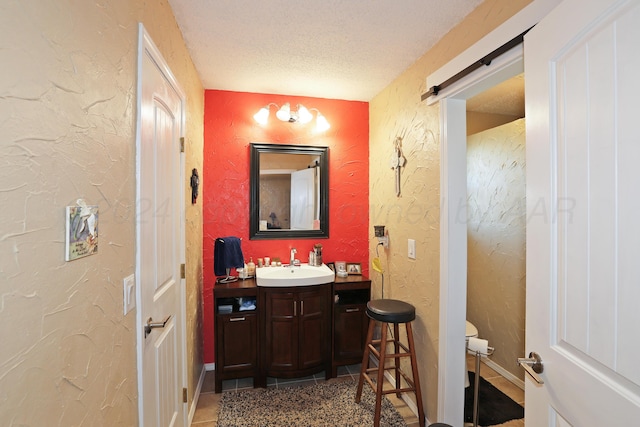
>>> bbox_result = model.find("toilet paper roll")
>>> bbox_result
[467,337,489,355]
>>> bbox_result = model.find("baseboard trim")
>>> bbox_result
[482,358,524,390]
[205,362,215,371]
[189,366,207,426]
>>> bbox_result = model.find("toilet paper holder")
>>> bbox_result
[466,340,494,427]
[466,337,494,356]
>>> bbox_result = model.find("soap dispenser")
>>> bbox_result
[247,257,256,276]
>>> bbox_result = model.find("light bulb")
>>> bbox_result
[296,104,313,124]
[315,112,330,132]
[253,106,270,125]
[276,103,291,121]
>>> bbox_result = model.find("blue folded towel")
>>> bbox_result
[239,298,256,311]
[214,236,244,276]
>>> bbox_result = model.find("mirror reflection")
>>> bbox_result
[259,153,320,230]
[250,143,329,239]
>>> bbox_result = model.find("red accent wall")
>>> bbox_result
[203,90,369,363]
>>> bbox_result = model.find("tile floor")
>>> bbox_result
[192,358,524,427]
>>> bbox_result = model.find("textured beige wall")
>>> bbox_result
[467,119,526,380]
[369,0,532,420]
[0,0,204,425]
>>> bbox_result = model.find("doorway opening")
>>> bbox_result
[434,45,524,425]
[465,74,526,416]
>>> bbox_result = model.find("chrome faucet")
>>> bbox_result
[290,248,297,267]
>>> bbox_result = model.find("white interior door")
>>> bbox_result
[290,168,315,229]
[525,0,640,424]
[137,25,185,427]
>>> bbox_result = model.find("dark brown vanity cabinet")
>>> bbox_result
[261,284,331,379]
[213,282,259,393]
[332,277,371,376]
[213,277,371,392]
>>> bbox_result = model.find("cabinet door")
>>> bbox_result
[298,287,328,370]
[219,313,258,371]
[264,291,297,371]
[334,304,368,360]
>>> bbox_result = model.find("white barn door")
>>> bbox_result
[525,0,640,424]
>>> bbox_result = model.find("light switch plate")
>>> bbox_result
[123,274,136,315]
[408,239,416,259]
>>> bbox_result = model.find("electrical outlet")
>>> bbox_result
[408,239,416,259]
[123,274,136,315]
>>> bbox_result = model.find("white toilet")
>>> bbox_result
[465,320,478,388]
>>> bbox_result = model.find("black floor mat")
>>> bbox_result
[464,371,524,426]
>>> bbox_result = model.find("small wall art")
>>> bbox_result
[65,201,99,261]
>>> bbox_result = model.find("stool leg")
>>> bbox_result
[355,317,375,403]
[406,322,425,427]
[394,323,401,398]
[374,322,388,427]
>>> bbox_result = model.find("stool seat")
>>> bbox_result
[366,299,416,323]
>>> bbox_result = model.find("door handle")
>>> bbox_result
[517,351,544,384]
[144,315,171,338]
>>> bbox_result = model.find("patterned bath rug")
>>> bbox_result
[217,379,408,427]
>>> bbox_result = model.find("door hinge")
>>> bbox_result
[182,387,188,403]
[179,137,185,153]
[180,263,186,279]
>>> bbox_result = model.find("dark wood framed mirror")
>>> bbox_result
[250,143,329,240]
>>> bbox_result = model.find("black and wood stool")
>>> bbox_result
[355,299,425,427]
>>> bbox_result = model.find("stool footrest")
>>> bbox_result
[361,372,376,393]
[363,366,415,387]
[369,339,411,356]
[361,372,417,396]
[367,344,381,360]
[380,386,415,396]
[372,352,412,361]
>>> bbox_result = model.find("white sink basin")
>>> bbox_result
[255,263,335,287]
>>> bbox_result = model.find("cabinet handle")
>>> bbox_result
[229,317,246,322]
[345,308,359,313]
[300,300,304,316]
[293,301,297,316]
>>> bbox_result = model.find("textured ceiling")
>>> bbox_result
[168,0,484,101]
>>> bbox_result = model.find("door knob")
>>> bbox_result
[144,315,171,338]
[517,351,545,384]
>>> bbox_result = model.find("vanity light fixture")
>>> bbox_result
[314,112,330,132]
[275,103,292,122]
[296,104,313,124]
[252,104,274,125]
[253,103,330,131]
